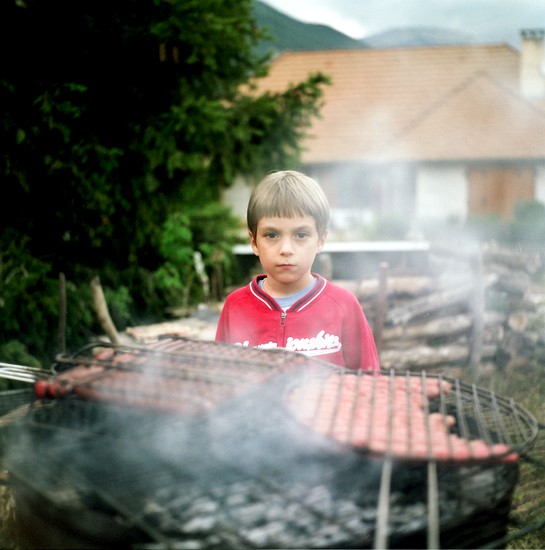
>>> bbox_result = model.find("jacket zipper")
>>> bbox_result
[279,311,287,346]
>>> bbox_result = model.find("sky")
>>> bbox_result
[260,0,545,48]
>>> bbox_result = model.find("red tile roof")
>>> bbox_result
[253,45,545,163]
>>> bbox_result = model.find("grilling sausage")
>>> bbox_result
[287,373,518,463]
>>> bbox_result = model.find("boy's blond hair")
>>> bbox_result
[247,171,330,236]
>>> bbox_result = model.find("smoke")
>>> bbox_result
[3,350,386,548]
[3,340,529,548]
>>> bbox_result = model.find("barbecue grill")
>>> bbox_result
[0,336,539,549]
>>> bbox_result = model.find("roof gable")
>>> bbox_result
[376,71,545,161]
[255,45,545,163]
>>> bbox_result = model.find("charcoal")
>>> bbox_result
[137,477,376,548]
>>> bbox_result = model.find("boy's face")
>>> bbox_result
[249,215,327,296]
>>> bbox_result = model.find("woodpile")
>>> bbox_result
[114,244,544,382]
[340,244,545,379]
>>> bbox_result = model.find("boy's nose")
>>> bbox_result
[279,237,294,255]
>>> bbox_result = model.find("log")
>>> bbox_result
[386,274,497,325]
[383,313,472,342]
[356,276,435,300]
[508,311,529,333]
[386,284,473,325]
[488,265,530,297]
[383,311,506,343]
[90,276,120,344]
[380,343,497,371]
[482,246,541,275]
[380,344,470,370]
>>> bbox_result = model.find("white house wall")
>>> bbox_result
[224,162,544,237]
[222,176,252,221]
[415,165,468,223]
[536,163,545,205]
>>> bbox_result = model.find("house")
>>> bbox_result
[225,29,545,241]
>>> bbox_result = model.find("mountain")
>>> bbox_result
[363,27,478,48]
[253,1,477,53]
[252,1,366,54]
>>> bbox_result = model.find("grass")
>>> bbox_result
[0,471,17,549]
[484,364,545,549]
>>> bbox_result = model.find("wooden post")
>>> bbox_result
[193,251,210,304]
[317,252,333,280]
[90,276,120,344]
[468,250,484,382]
[375,262,389,357]
[58,272,66,354]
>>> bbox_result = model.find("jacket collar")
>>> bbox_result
[249,273,327,312]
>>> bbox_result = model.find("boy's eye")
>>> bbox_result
[264,231,278,239]
[295,232,309,239]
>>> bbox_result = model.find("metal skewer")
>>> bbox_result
[0,363,50,384]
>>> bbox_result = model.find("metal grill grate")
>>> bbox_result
[33,337,338,414]
[285,368,538,463]
[0,337,540,549]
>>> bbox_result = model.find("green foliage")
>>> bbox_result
[0,340,42,391]
[511,200,545,244]
[0,236,60,362]
[154,212,196,309]
[252,1,363,55]
[1,0,328,272]
[154,203,244,310]
[103,285,134,330]
[465,214,511,243]
[0,0,328,361]
[373,216,411,240]
[190,202,246,299]
[465,201,545,245]
[0,237,136,363]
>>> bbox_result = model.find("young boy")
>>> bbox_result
[215,170,380,372]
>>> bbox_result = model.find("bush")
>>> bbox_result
[510,200,545,244]
[0,340,42,391]
[154,202,245,313]
[0,236,60,363]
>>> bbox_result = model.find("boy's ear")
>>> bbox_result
[249,230,259,256]
[317,230,328,252]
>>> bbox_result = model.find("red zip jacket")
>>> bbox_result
[215,274,380,372]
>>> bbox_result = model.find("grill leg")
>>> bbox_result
[374,457,393,549]
[427,460,440,549]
